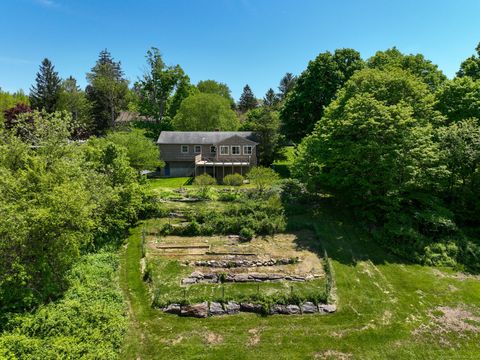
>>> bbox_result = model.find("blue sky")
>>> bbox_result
[1,0,480,100]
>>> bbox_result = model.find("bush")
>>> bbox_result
[193,173,217,186]
[239,227,255,241]
[223,173,244,186]
[247,166,279,192]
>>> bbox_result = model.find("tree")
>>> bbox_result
[197,80,234,107]
[173,93,239,131]
[435,77,480,123]
[57,76,93,138]
[278,72,297,99]
[367,47,447,91]
[86,49,129,134]
[292,68,444,217]
[240,108,284,166]
[438,118,480,221]
[281,49,364,143]
[263,88,279,107]
[457,42,480,80]
[0,89,29,123]
[238,85,258,113]
[29,58,62,112]
[247,166,279,192]
[135,47,190,124]
[104,129,163,172]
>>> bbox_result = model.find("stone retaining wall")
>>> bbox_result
[188,258,299,268]
[181,271,317,285]
[162,301,336,318]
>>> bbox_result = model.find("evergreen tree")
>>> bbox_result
[29,58,62,112]
[278,72,297,99]
[86,49,129,134]
[238,84,258,113]
[263,88,279,107]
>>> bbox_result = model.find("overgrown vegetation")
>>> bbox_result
[0,251,126,359]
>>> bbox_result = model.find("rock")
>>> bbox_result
[225,301,240,314]
[190,271,204,279]
[267,274,283,281]
[240,302,263,313]
[181,277,197,285]
[305,274,314,281]
[209,302,225,316]
[164,303,181,314]
[285,305,301,314]
[233,274,250,282]
[270,304,287,314]
[291,276,306,282]
[301,302,317,314]
[251,273,269,280]
[318,304,337,313]
[181,302,209,318]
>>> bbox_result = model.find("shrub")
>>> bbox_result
[223,173,244,186]
[193,174,217,198]
[247,166,279,192]
[239,227,255,241]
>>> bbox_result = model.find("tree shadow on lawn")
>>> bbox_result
[286,198,407,267]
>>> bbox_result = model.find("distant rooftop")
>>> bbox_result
[115,111,154,123]
[156,131,257,145]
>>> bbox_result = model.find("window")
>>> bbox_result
[243,145,253,155]
[220,145,229,155]
[231,145,241,155]
[181,145,189,153]
[194,145,202,153]
[210,146,217,153]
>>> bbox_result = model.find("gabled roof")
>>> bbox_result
[156,131,257,145]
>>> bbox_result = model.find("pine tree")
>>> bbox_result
[278,72,297,99]
[29,58,62,112]
[238,84,258,113]
[86,49,129,134]
[263,88,279,107]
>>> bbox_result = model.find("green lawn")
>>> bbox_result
[120,201,480,359]
[273,146,295,178]
[147,177,193,188]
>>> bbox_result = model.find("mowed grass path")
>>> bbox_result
[119,203,480,359]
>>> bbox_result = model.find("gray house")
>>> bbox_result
[156,131,258,180]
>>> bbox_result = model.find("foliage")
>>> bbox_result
[0,111,145,312]
[292,68,444,217]
[197,80,235,107]
[457,41,480,80]
[435,77,480,123]
[57,76,93,138]
[263,88,279,107]
[239,227,254,241]
[367,47,447,91]
[173,93,239,131]
[223,173,244,186]
[135,48,192,124]
[0,89,29,123]
[281,48,364,142]
[278,72,297,100]
[237,84,258,113]
[104,128,163,172]
[193,173,217,198]
[29,58,62,112]
[86,49,129,134]
[0,252,126,359]
[241,107,284,166]
[247,166,280,192]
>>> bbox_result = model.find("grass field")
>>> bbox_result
[119,187,480,359]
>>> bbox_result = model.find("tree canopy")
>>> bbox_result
[197,80,234,107]
[367,47,447,91]
[435,77,480,123]
[173,93,239,131]
[237,85,258,113]
[280,48,364,143]
[457,42,480,80]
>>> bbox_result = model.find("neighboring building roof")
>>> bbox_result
[115,111,155,123]
[156,131,257,145]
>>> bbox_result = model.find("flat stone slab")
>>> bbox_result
[319,304,337,313]
[180,302,209,318]
[301,302,317,314]
[209,302,225,316]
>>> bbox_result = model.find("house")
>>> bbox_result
[156,131,258,180]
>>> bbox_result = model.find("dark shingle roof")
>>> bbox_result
[156,131,256,145]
